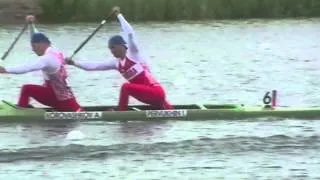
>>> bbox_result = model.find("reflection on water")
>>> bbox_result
[118,121,169,139]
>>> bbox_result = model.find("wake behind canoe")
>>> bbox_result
[1,100,320,123]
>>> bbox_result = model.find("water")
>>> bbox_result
[1,18,320,179]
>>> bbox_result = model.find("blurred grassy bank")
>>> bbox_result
[39,0,320,22]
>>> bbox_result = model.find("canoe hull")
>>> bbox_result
[1,100,320,122]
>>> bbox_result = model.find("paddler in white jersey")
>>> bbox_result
[0,15,82,112]
[66,6,173,111]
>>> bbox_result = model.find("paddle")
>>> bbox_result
[69,11,115,59]
[1,23,28,60]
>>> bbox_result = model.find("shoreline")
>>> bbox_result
[1,0,320,24]
[0,0,41,24]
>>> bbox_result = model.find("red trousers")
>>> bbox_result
[18,84,82,112]
[118,83,173,111]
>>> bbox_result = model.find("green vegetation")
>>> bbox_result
[38,0,320,22]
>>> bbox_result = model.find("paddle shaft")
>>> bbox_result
[1,23,28,60]
[70,12,115,59]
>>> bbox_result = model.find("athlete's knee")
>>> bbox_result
[120,83,131,92]
[121,83,131,89]
[21,84,34,94]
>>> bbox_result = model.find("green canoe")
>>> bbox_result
[1,100,320,123]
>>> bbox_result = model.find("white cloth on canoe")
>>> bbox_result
[74,13,150,71]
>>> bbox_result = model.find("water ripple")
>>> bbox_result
[0,135,318,163]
